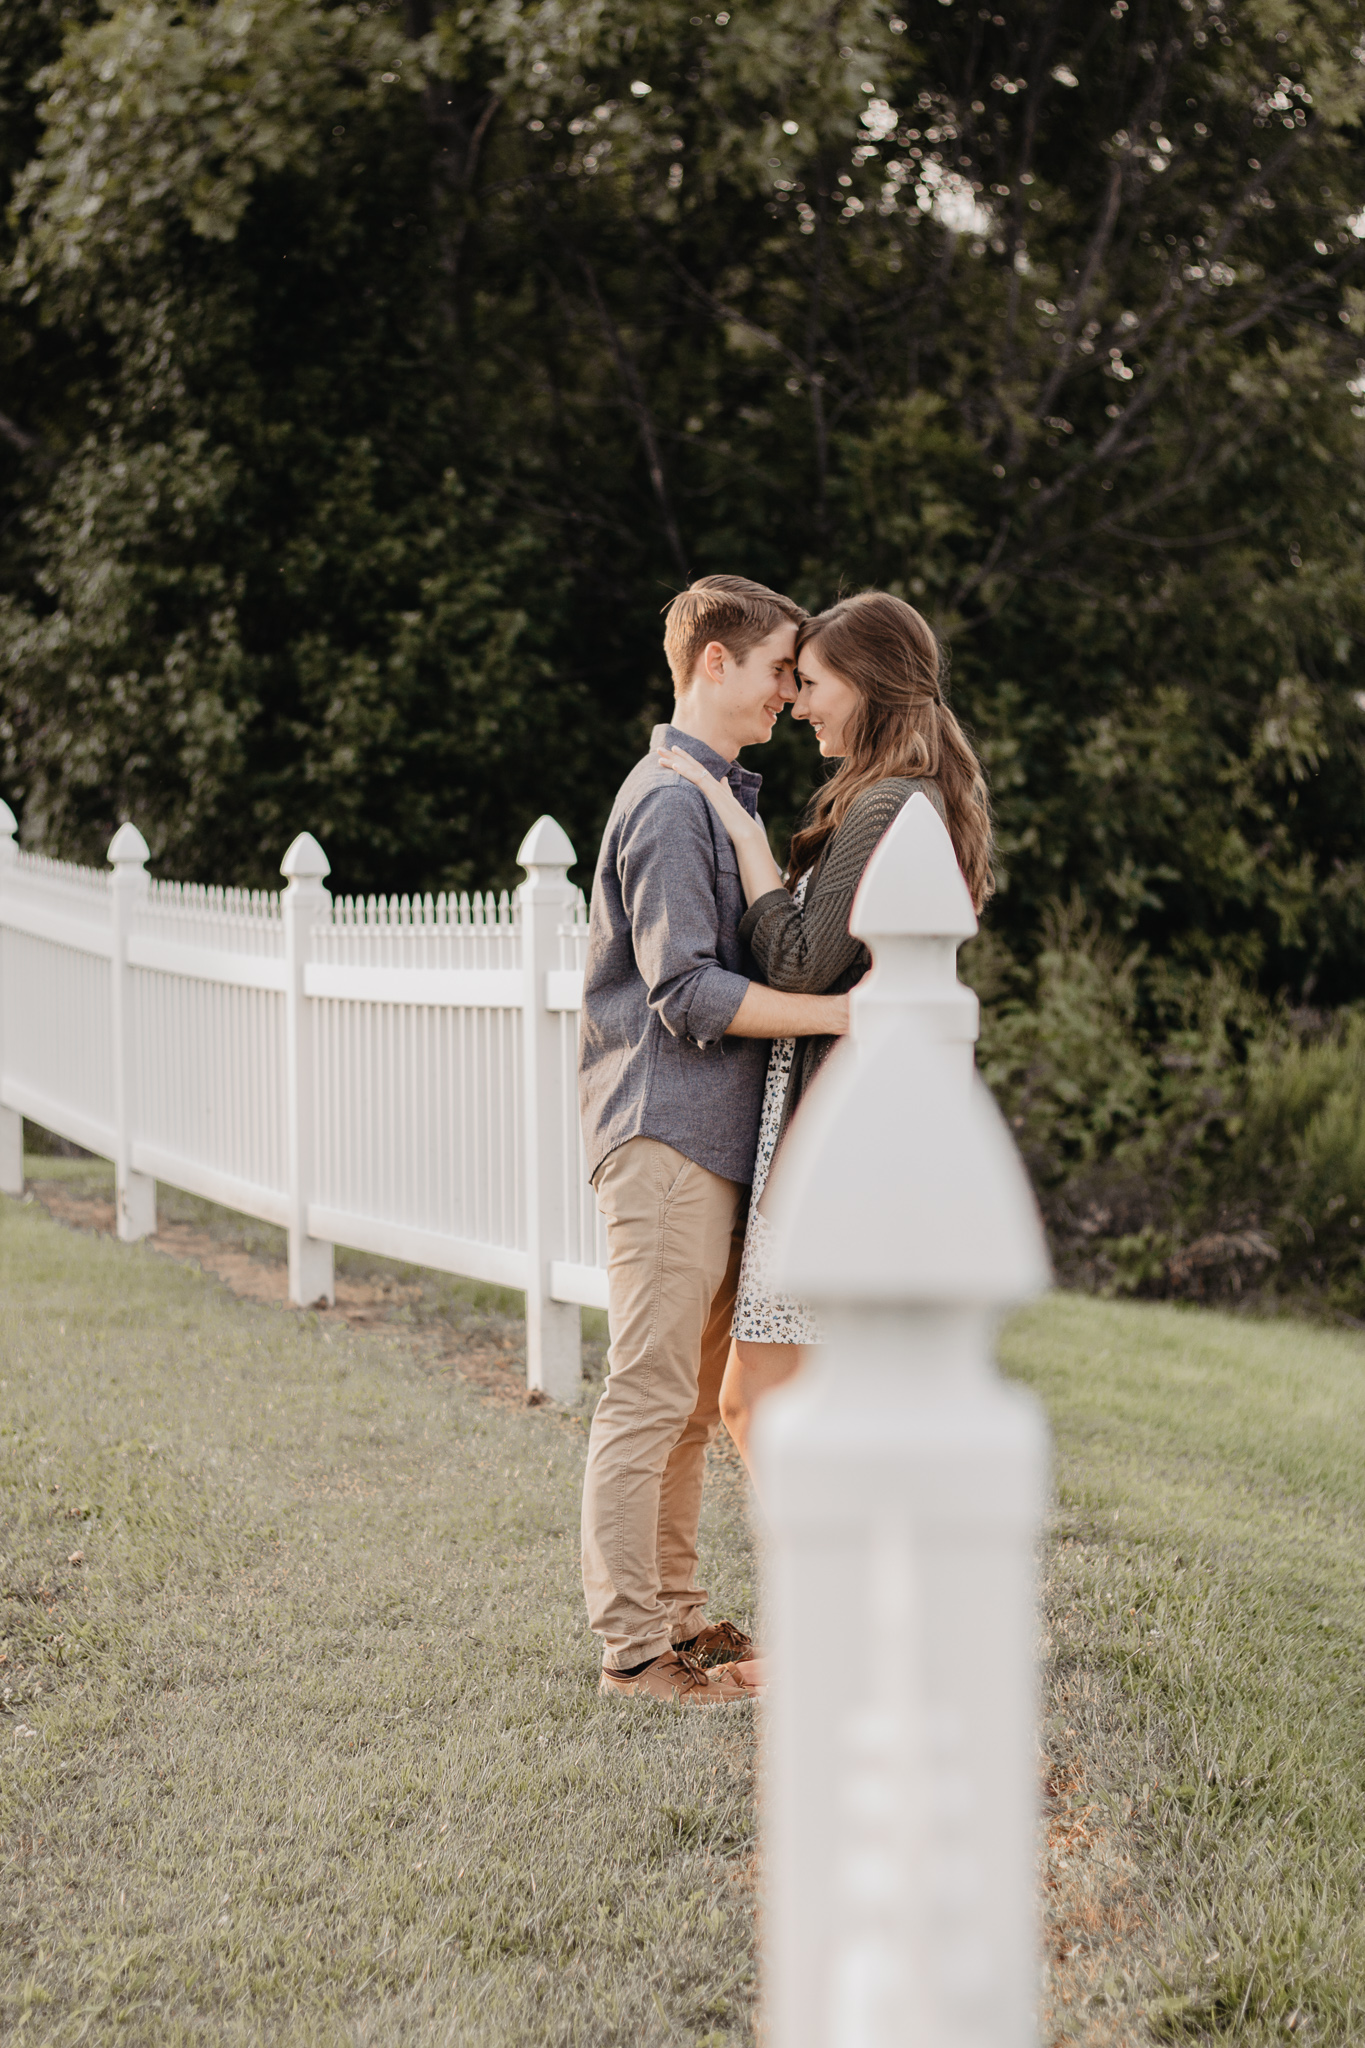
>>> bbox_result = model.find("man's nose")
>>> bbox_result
[777,672,798,704]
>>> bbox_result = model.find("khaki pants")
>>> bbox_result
[581,1137,745,1671]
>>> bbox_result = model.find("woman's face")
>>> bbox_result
[791,640,861,757]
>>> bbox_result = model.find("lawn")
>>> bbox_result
[4,1164,1365,2045]
[1016,1295,1365,2046]
[1,1168,755,2046]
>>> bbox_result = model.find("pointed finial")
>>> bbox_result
[280,832,331,882]
[516,815,576,871]
[106,821,150,867]
[850,791,976,945]
[843,791,980,1057]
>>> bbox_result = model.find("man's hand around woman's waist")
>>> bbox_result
[725,985,850,1040]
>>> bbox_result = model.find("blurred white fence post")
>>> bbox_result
[759,793,1052,2048]
[0,801,21,1195]
[517,815,582,1401]
[282,832,335,1308]
[108,822,157,1241]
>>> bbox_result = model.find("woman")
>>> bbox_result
[659,589,994,1479]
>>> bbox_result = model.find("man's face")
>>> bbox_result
[727,623,798,747]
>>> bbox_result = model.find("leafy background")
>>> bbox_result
[5,0,1365,1311]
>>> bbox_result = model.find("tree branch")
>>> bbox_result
[0,410,43,457]
[578,258,690,584]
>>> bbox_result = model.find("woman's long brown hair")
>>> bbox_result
[788,591,994,912]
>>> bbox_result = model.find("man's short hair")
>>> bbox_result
[662,574,807,693]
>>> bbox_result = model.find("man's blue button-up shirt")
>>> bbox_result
[577,724,770,1186]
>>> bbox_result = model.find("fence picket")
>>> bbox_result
[108,823,157,1242]
[0,801,21,1196]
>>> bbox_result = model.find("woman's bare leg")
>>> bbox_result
[716,1339,803,1692]
[719,1338,804,1488]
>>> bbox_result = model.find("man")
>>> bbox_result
[578,574,849,1706]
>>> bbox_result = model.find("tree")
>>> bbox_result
[3,0,1365,1002]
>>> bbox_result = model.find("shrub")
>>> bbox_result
[1220,1017,1365,1311]
[969,908,1365,1319]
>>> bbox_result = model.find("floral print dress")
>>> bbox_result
[731,873,823,1347]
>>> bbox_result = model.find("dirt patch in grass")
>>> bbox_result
[26,1169,560,1414]
[1040,1733,1159,2045]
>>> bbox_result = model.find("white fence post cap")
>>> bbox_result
[0,799,16,838]
[107,821,150,867]
[280,832,331,882]
[768,1031,1051,1305]
[517,816,576,871]
[850,790,977,943]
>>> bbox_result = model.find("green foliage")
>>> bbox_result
[4,0,1365,1315]
[1224,1012,1365,1298]
[0,428,248,864]
[975,900,1161,1181]
[2,0,1365,949]
[12,0,412,305]
[972,909,1365,1316]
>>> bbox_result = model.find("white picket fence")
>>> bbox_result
[0,805,602,1399]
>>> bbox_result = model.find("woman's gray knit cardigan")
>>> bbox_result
[737,776,946,1168]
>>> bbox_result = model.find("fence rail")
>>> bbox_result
[0,805,603,1398]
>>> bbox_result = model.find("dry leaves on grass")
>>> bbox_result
[1041,1744,1157,2048]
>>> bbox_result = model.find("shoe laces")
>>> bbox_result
[671,1648,715,1691]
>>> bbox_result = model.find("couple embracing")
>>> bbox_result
[577,575,992,1705]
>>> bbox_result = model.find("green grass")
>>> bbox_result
[1007,1295,1365,2045]
[0,1191,755,2046]
[6,1181,1365,2045]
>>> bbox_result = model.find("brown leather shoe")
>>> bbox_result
[599,1649,751,1705]
[674,1619,757,1668]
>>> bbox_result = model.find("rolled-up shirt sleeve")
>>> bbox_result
[617,784,751,1044]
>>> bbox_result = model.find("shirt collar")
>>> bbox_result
[652,723,763,817]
